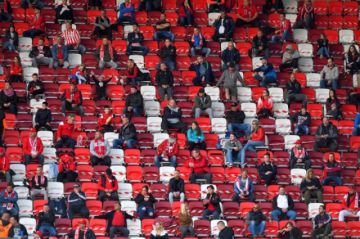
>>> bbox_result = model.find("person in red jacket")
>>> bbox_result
[98,106,114,133]
[155,134,179,167]
[97,168,119,201]
[271,13,292,43]
[9,56,23,83]
[339,186,360,221]
[23,8,45,38]
[0,148,11,183]
[187,149,212,184]
[23,128,44,165]
[55,114,77,149]
[57,154,77,182]
[61,84,84,116]
[239,120,265,168]
[236,0,259,27]
[257,89,273,119]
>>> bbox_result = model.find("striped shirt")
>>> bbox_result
[62,29,80,46]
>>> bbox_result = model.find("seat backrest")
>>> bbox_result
[121,200,137,216]
[290,168,307,185]
[308,203,324,218]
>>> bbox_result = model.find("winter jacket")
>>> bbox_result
[204,192,221,213]
[57,121,75,139]
[224,139,242,150]
[189,61,214,82]
[187,128,205,143]
[254,63,277,80]
[157,139,179,157]
[213,16,235,36]
[134,193,156,208]
[68,191,86,208]
[292,111,311,126]
[300,177,322,193]
[118,123,137,141]
[159,45,176,61]
[194,94,212,110]
[61,89,83,105]
[247,210,266,225]
[37,211,55,228]
[0,91,17,105]
[286,79,302,94]
[119,2,135,18]
[282,50,300,63]
[217,69,244,88]
[125,92,143,109]
[58,155,76,173]
[96,210,133,232]
[163,106,182,124]
[23,136,44,155]
[97,175,118,192]
[258,162,277,179]
[226,110,246,124]
[314,213,331,228]
[323,161,341,177]
[251,127,265,141]
[315,122,338,139]
[272,194,294,210]
[221,48,240,65]
[169,177,184,193]
[321,65,339,81]
[186,155,208,174]
[29,45,52,58]
[35,109,52,126]
[156,70,174,86]
[4,30,18,47]
[128,31,144,45]
[27,80,45,95]
[234,176,254,194]
[252,35,268,49]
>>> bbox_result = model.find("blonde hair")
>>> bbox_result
[155,222,165,233]
[304,169,313,181]
[179,203,190,215]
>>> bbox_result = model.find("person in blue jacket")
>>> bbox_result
[253,58,277,87]
[117,0,136,25]
[187,121,206,151]
[190,56,215,86]
[353,112,360,136]
[0,183,18,216]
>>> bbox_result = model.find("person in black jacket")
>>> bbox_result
[271,187,296,221]
[221,41,240,70]
[217,221,234,239]
[67,184,90,219]
[161,99,187,133]
[226,103,251,137]
[8,216,28,238]
[201,185,221,220]
[112,115,137,149]
[55,0,73,24]
[246,204,266,237]
[300,169,323,204]
[314,117,338,152]
[158,39,176,71]
[124,85,143,117]
[0,82,17,114]
[156,63,174,101]
[289,140,311,169]
[139,0,162,12]
[3,25,18,52]
[35,101,52,131]
[93,9,112,40]
[126,24,148,56]
[0,1,12,22]
[37,204,56,236]
[262,0,283,14]
[90,72,112,100]
[286,73,307,104]
[258,153,277,186]
[168,170,185,205]
[134,185,156,220]
[292,106,311,136]
[212,10,235,42]
[250,30,269,59]
[29,39,52,67]
[189,56,215,86]
[278,222,303,239]
[27,73,44,99]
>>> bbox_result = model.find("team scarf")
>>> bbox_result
[3,190,15,210]
[191,33,204,48]
[345,192,359,209]
[34,175,46,186]
[236,177,249,194]
[99,44,114,61]
[293,146,306,159]
[74,227,88,239]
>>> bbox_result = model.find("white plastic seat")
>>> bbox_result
[37,131,54,147]
[205,86,220,101]
[268,87,284,103]
[285,14,297,26]
[211,118,227,133]
[19,52,33,67]
[68,53,82,68]
[298,43,313,57]
[61,23,76,32]
[23,67,39,82]
[18,199,33,217]
[306,73,321,88]
[109,149,124,165]
[140,85,157,101]
[144,101,160,116]
[10,164,26,182]
[293,29,308,43]
[43,147,57,164]
[275,119,292,134]
[237,87,252,102]
[123,24,134,39]
[147,117,162,133]
[14,186,29,199]
[47,182,64,198]
[273,103,289,118]
[290,168,307,185]
[211,220,228,236]
[220,41,231,52]
[241,103,257,117]
[308,203,324,219]
[19,217,37,235]
[111,165,127,182]
[159,166,175,183]
[126,219,142,236]
[353,74,360,87]
[118,183,133,200]
[284,135,300,150]
[200,184,218,200]
[315,88,330,103]
[121,200,137,216]
[42,164,50,179]
[339,30,354,44]
[211,102,225,118]
[208,13,221,26]
[104,132,119,148]
[252,57,262,70]
[18,37,33,52]
[129,55,144,69]
[30,99,45,113]
[153,133,169,148]
[298,58,314,72]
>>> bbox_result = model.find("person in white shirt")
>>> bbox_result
[270,186,297,221]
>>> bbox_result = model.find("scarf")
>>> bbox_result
[94,139,106,156]
[236,177,249,194]
[345,192,359,209]
[191,33,204,48]
[29,137,38,155]
[100,44,114,61]
[34,175,46,186]
[74,227,88,239]
[293,146,306,159]
[3,190,15,210]
[3,88,14,97]
[301,3,313,17]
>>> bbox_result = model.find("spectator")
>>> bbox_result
[55,114,77,149]
[250,30,270,59]
[294,0,314,29]
[224,133,242,167]
[161,99,187,133]
[193,88,213,119]
[3,25,18,52]
[139,0,162,12]
[300,169,323,204]
[21,0,44,9]
[97,106,114,133]
[207,0,225,12]
[126,25,148,56]
[221,41,240,70]
[278,222,302,239]
[314,117,338,152]
[187,149,212,184]
[187,121,206,151]
[8,216,28,238]
[70,63,90,84]
[354,112,360,136]
[65,219,95,239]
[35,102,52,131]
[134,185,156,220]
[55,0,73,24]
[88,0,102,10]
[37,204,56,236]
[217,64,243,101]
[322,153,342,186]
[349,87,360,107]
[262,0,283,14]
[61,84,84,116]
[327,102,342,120]
[93,9,112,40]
[27,73,45,99]
[246,204,266,237]
[289,140,311,169]
[253,58,277,87]
[0,1,12,22]
[156,63,174,101]
[311,205,332,239]
[226,103,251,137]
[178,203,195,238]
[0,147,11,183]
[57,154,78,182]
[202,185,221,220]
[271,186,296,221]
[154,14,174,42]
[9,56,23,82]
[178,0,193,26]
[286,73,307,104]
[98,168,118,201]
[123,59,143,85]
[51,36,69,69]
[96,201,133,238]
[0,212,11,238]
[320,57,339,90]
[317,33,330,58]
[233,170,255,202]
[271,14,292,43]
[156,135,178,167]
[90,131,111,166]
[0,82,18,114]
[236,0,259,27]
[239,120,265,168]
[158,39,176,71]
[23,8,45,38]
[0,183,18,216]
[117,0,135,25]
[124,85,143,117]
[325,89,340,113]
[217,221,234,239]
[168,170,185,205]
[67,184,89,219]
[213,10,235,42]
[62,22,86,55]
[257,89,273,118]
[96,38,117,70]
[112,115,138,149]
[90,73,112,100]
[292,106,311,135]
[189,27,211,57]
[30,166,47,200]
[345,44,360,75]
[258,153,277,186]
[190,56,215,86]
[339,186,360,221]
[150,222,168,239]
[279,45,299,72]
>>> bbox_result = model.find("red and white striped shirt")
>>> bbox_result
[62,29,80,46]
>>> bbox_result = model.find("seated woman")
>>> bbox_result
[150,222,169,239]
[257,90,273,119]
[317,33,330,58]
[3,25,19,53]
[326,89,342,120]
[0,82,17,115]
[300,169,323,204]
[9,56,22,83]
[187,121,206,151]
[345,44,360,75]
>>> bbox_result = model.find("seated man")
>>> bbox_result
[286,73,307,105]
[289,140,311,169]
[50,36,69,69]
[187,149,212,184]
[9,215,29,238]
[117,0,136,25]
[23,128,44,165]
[65,219,95,239]
[156,63,174,101]
[155,134,178,167]
[224,133,242,167]
[339,186,360,221]
[217,64,244,101]
[61,84,84,116]
[30,166,48,200]
[161,99,187,133]
[23,8,45,38]
[62,22,86,55]
[57,154,78,182]
[98,168,119,201]
[300,169,323,204]
[67,184,89,219]
[55,114,77,149]
[29,39,52,67]
[279,45,299,72]
[233,170,255,202]
[35,102,52,131]
[27,73,45,99]
[124,85,143,117]
[258,153,277,186]
[311,205,332,239]
[134,186,156,220]
[189,27,211,57]
[212,10,235,42]
[0,183,18,216]
[271,186,296,221]
[322,153,342,186]
[93,9,112,40]
[221,41,240,71]
[190,56,215,86]
[202,185,221,220]
[91,73,112,101]
[168,170,185,205]
[271,14,292,43]
[314,117,338,152]
[193,88,213,119]
[112,115,137,149]
[247,204,266,238]
[250,30,269,59]
[236,0,259,27]
[126,25,148,56]
[253,58,277,87]
[158,39,176,71]
[96,38,117,70]
[90,131,111,167]
[154,14,174,42]
[37,204,56,236]
[226,103,251,137]
[292,106,311,135]
[320,57,339,90]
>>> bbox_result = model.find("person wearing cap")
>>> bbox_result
[257,89,273,119]
[65,219,96,239]
[134,185,156,220]
[286,73,308,105]
[250,30,270,59]
[271,186,297,221]
[258,153,277,186]
[271,14,292,44]
[67,184,90,219]
[168,170,185,205]
[217,63,243,101]
[187,121,206,151]
[279,44,300,72]
[23,128,44,165]
[156,62,174,101]
[322,153,342,186]
[22,8,45,38]
[98,168,119,201]
[190,56,215,86]
[57,154,78,182]
[61,84,84,116]
[155,134,178,167]
[112,115,138,149]
[55,114,77,149]
[221,41,240,71]
[320,57,339,90]
[253,58,277,87]
[289,140,311,170]
[187,149,212,184]
[300,169,323,204]
[161,99,187,133]
[212,10,235,42]
[314,116,338,152]
[90,131,111,167]
[338,186,360,221]
[8,215,28,238]
[246,204,266,237]
[225,103,251,137]
[37,204,56,236]
[311,205,332,239]
[0,212,12,238]
[30,166,48,200]
[29,39,52,68]
[124,85,144,117]
[0,147,12,183]
[189,27,211,57]
[224,133,242,167]
[0,183,18,216]
[233,170,255,202]
[193,88,213,119]
[202,185,221,220]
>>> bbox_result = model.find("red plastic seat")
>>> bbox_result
[55,218,72,235]
[331,221,347,238]
[222,202,240,219]
[126,166,143,182]
[228,220,246,237]
[155,201,171,217]
[194,220,211,236]
[142,166,159,182]
[81,182,98,199]
[86,200,103,216]
[124,149,141,165]
[326,203,342,220]
[141,219,155,235]
[149,183,167,200]
[350,136,360,152]
[209,167,225,183]
[239,202,256,218]
[6,147,23,163]
[185,184,200,200]
[217,184,234,201]
[89,219,107,236]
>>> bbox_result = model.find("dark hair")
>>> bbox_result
[207,185,215,190]
[42,102,48,106]
[347,44,359,57]
[142,185,149,191]
[32,73,38,77]
[264,153,270,158]
[191,121,202,136]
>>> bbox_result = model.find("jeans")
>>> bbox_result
[99,60,117,70]
[137,205,154,220]
[227,123,251,136]
[226,148,241,165]
[317,47,330,58]
[23,29,44,38]
[117,16,136,25]
[31,189,48,200]
[320,79,338,90]
[240,140,265,167]
[248,221,265,236]
[194,108,213,119]
[98,191,119,201]
[287,93,307,104]
[124,106,142,116]
[24,154,44,165]
[251,48,270,59]
[322,176,342,186]
[302,190,323,204]
[271,30,291,43]
[155,155,176,167]
[294,124,309,135]
[112,138,137,149]
[190,47,211,57]
[154,31,175,41]
[179,225,195,238]
[68,206,89,219]
[202,209,220,220]
[189,173,212,184]
[158,86,173,100]
[271,209,297,221]
[126,45,149,56]
[109,226,129,238]
[39,224,57,236]
[66,44,86,55]
[61,101,84,116]
[254,74,277,87]
[21,0,44,8]
[179,10,193,26]
[168,192,185,204]
[55,136,76,149]
[3,41,16,52]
